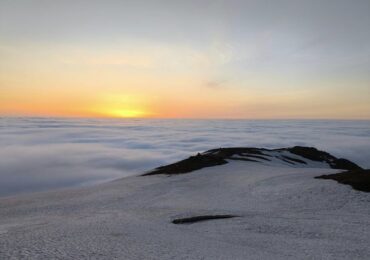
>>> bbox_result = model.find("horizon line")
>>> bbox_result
[1,115,370,121]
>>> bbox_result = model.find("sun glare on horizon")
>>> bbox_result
[103,108,151,118]
[0,1,369,119]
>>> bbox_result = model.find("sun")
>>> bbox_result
[88,94,154,118]
[108,108,149,118]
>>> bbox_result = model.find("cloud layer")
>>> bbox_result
[1,118,370,196]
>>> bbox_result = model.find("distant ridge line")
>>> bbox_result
[143,146,362,176]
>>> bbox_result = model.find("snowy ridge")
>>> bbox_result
[227,150,332,168]
[145,146,361,176]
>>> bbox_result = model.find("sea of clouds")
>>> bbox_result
[1,118,370,196]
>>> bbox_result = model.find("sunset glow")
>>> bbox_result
[108,109,149,118]
[0,1,369,119]
[97,107,152,119]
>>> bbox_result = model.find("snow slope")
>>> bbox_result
[0,148,369,259]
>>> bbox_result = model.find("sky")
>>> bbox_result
[1,0,369,119]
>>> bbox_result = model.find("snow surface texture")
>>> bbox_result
[1,118,370,196]
[0,149,369,259]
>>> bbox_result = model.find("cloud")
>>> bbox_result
[1,118,370,196]
[205,79,228,89]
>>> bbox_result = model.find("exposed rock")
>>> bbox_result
[143,146,362,176]
[281,155,307,164]
[172,215,238,224]
[287,146,362,170]
[315,169,370,192]
[142,154,227,176]
[333,158,363,171]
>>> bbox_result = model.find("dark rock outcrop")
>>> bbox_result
[286,146,362,170]
[315,169,370,192]
[142,154,227,176]
[172,215,238,224]
[143,146,362,176]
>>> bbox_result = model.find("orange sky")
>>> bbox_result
[1,1,370,119]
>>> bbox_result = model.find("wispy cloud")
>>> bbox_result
[204,79,229,89]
